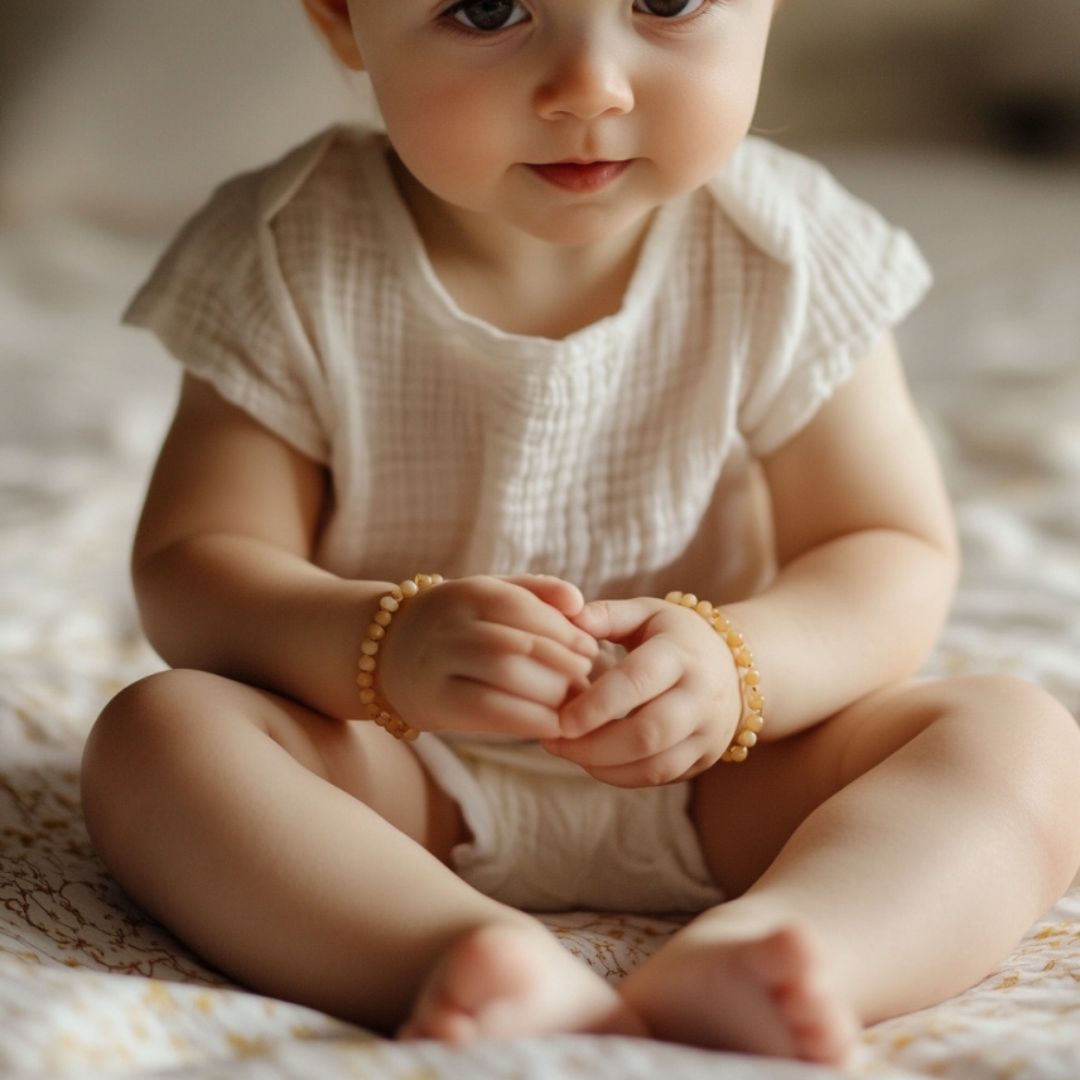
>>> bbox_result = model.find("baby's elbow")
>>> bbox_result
[899,533,960,676]
[932,529,961,613]
[912,494,962,622]
[129,539,203,668]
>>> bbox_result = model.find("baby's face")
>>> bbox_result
[336,0,776,248]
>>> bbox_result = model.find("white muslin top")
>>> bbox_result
[124,125,931,607]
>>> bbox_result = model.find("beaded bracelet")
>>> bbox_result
[664,591,765,763]
[356,573,445,741]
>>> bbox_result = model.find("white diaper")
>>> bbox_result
[410,733,726,913]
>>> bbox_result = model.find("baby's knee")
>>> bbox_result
[84,668,215,760]
[81,670,221,841]
[949,673,1079,761]
[1011,680,1080,872]
[949,674,1080,884]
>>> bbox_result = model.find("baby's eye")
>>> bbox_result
[448,0,529,33]
[632,0,709,17]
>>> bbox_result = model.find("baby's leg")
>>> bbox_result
[621,676,1080,1063]
[81,670,642,1038]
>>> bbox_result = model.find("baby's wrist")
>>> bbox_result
[664,592,766,764]
[355,574,445,741]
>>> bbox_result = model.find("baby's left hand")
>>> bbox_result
[541,597,742,788]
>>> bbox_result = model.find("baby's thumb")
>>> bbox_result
[573,597,660,642]
[503,574,585,617]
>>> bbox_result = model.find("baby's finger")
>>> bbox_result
[462,620,594,685]
[572,597,667,645]
[442,678,561,739]
[545,687,696,767]
[442,621,589,709]
[558,636,682,738]
[579,740,708,789]
[499,574,586,619]
[456,650,586,708]
[522,632,595,688]
[482,582,599,660]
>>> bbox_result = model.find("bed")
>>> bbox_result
[2,139,1079,1077]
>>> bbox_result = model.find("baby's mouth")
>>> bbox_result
[526,160,632,194]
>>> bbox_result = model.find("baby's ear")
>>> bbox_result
[301,0,365,71]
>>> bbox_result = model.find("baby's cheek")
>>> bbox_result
[383,88,507,200]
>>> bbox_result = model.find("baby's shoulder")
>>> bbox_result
[242,124,386,229]
[703,138,885,267]
[183,124,387,249]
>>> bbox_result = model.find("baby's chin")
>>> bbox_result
[504,201,660,251]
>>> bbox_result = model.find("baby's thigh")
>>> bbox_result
[692,675,1080,900]
[81,668,465,863]
[688,678,945,897]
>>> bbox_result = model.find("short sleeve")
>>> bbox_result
[123,169,330,463]
[711,140,933,459]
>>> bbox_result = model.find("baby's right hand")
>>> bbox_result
[376,575,600,739]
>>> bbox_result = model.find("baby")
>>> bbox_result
[80,0,1080,1066]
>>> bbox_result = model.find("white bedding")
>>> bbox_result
[1,144,1079,1078]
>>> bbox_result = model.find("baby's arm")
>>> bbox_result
[133,374,595,735]
[730,331,959,737]
[549,333,959,783]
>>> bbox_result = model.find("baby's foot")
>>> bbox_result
[620,922,858,1065]
[397,921,647,1045]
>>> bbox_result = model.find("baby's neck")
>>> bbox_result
[432,228,650,340]
[391,155,653,340]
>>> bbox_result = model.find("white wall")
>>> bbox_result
[0,1,364,223]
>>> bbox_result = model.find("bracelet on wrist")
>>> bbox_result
[664,591,765,763]
[356,573,445,741]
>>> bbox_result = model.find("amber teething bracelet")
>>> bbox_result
[356,573,445,741]
[664,591,765,763]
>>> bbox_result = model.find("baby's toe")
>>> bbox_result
[776,977,859,1065]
